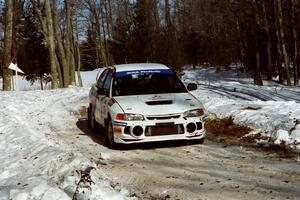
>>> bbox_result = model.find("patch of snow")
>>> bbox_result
[274,130,291,145]
[0,68,104,91]
[0,87,133,200]
[183,66,300,150]
[99,152,111,160]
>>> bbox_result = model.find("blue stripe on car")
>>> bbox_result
[113,121,128,126]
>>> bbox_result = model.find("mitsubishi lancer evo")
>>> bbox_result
[88,63,206,148]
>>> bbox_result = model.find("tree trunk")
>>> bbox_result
[45,0,59,89]
[254,47,263,85]
[40,77,44,90]
[291,0,298,85]
[55,54,63,87]
[262,1,272,80]
[70,40,76,86]
[165,0,171,28]
[277,0,291,86]
[74,18,83,87]
[65,0,75,86]
[100,2,110,65]
[53,0,69,87]
[76,41,83,87]
[273,0,284,83]
[2,0,14,91]
[87,0,108,67]
[253,0,263,86]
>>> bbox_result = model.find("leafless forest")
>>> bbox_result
[0,0,299,89]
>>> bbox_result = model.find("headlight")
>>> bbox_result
[183,109,204,117]
[115,113,144,121]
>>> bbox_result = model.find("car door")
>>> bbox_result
[94,69,109,125]
[99,70,113,123]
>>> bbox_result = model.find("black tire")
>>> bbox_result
[198,138,205,144]
[90,108,100,132]
[104,119,116,149]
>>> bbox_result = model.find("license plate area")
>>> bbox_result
[145,124,184,136]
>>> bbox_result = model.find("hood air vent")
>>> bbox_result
[146,100,173,105]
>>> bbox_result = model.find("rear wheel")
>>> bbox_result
[90,108,99,132]
[105,119,116,149]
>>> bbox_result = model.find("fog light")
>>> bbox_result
[132,126,143,136]
[124,126,130,135]
[196,122,202,130]
[186,123,196,133]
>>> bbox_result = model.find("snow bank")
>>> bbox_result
[0,69,103,91]
[183,66,300,149]
[0,88,133,200]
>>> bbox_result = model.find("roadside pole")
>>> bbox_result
[8,62,24,92]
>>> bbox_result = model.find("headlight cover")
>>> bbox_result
[116,113,144,121]
[183,109,204,118]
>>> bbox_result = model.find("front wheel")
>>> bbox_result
[198,138,204,144]
[105,119,116,149]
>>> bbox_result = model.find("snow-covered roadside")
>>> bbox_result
[183,66,300,150]
[0,69,102,91]
[2,65,300,151]
[0,88,133,200]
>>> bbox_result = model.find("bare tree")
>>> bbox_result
[276,0,291,86]
[291,0,298,85]
[262,0,272,80]
[31,0,59,89]
[53,0,68,87]
[2,0,13,90]
[85,0,109,66]
[253,0,263,86]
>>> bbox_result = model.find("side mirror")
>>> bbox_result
[187,83,198,91]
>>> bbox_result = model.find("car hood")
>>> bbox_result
[114,93,203,116]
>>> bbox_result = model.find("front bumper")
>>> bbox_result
[111,115,206,144]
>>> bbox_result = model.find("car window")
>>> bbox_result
[103,70,113,93]
[112,73,187,96]
[97,69,109,89]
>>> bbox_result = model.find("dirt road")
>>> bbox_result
[57,117,300,200]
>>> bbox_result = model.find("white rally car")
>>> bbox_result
[88,63,206,148]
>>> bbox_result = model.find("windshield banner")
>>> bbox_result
[114,69,174,77]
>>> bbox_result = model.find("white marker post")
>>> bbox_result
[8,62,25,92]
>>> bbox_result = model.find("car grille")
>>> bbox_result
[145,124,184,136]
[146,115,181,120]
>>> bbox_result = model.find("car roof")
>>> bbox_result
[113,63,169,72]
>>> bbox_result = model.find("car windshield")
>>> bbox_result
[112,73,187,96]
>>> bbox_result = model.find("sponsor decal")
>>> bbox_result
[150,95,162,100]
[113,121,127,126]
[114,69,174,77]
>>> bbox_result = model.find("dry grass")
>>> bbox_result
[240,106,262,110]
[241,132,269,143]
[205,116,252,139]
[206,117,299,160]
[79,106,88,118]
